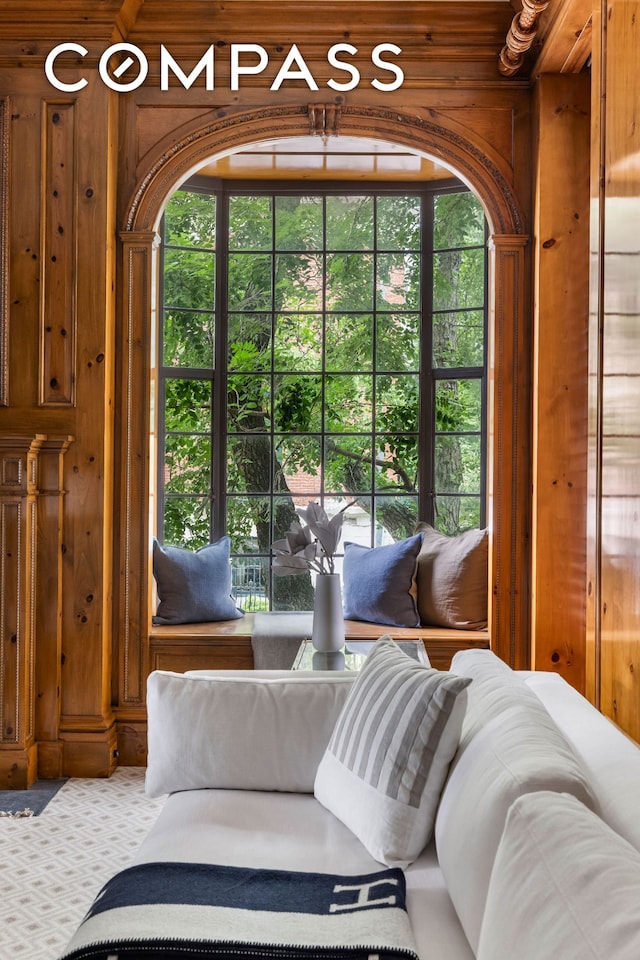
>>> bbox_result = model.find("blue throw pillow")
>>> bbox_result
[342,534,423,628]
[152,537,243,625]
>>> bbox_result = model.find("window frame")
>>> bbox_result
[156,176,488,599]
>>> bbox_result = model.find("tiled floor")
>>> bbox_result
[0,768,165,959]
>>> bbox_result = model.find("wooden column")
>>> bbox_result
[487,234,531,669]
[0,436,43,788]
[35,436,73,779]
[113,230,158,766]
[531,73,590,691]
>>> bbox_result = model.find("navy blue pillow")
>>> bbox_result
[153,537,243,625]
[342,534,423,628]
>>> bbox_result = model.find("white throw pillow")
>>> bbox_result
[477,792,640,960]
[435,703,598,953]
[314,636,471,868]
[145,670,355,798]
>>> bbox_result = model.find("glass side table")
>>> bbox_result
[292,638,431,671]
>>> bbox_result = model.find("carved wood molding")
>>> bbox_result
[499,0,552,77]
[308,103,341,138]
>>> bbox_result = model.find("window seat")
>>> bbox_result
[149,613,489,673]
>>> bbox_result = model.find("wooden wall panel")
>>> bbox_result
[0,97,8,407]
[40,101,76,406]
[587,0,640,741]
[531,73,590,690]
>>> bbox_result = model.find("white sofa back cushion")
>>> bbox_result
[434,702,598,953]
[524,672,640,854]
[477,791,640,960]
[145,670,355,798]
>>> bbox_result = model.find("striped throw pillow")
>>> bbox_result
[314,636,471,867]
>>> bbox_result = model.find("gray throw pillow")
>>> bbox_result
[152,537,243,625]
[415,523,488,629]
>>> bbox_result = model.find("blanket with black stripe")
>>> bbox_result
[58,860,420,960]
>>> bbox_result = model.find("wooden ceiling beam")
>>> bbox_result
[530,0,592,77]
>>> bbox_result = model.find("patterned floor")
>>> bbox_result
[0,768,166,959]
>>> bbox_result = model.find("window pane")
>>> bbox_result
[375,434,419,492]
[434,193,485,249]
[326,195,373,250]
[165,379,211,432]
[275,195,323,251]
[376,253,420,310]
[228,254,272,310]
[274,314,323,371]
[227,374,271,433]
[228,314,272,371]
[227,495,270,553]
[325,435,373,494]
[274,374,322,432]
[165,433,210,494]
[434,248,484,311]
[227,435,272,494]
[275,435,321,494]
[433,310,484,368]
[163,310,214,368]
[275,254,323,311]
[164,248,214,310]
[164,191,216,248]
[434,495,481,536]
[325,375,372,432]
[376,374,419,432]
[163,496,210,549]
[377,196,420,250]
[229,195,272,250]
[435,434,482,494]
[376,314,420,372]
[325,315,373,372]
[435,379,482,433]
[326,253,374,310]
[231,556,269,611]
[375,496,419,543]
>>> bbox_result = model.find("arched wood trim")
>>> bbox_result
[114,104,530,757]
[125,104,523,237]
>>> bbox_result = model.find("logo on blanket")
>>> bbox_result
[330,877,400,913]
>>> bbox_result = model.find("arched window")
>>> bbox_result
[155,177,487,611]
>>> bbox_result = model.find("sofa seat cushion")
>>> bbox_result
[477,791,640,960]
[314,637,471,868]
[145,670,355,797]
[435,702,599,954]
[133,788,475,960]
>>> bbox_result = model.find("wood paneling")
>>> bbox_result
[599,0,640,738]
[531,73,590,689]
[40,101,76,406]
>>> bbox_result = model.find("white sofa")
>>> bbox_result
[60,645,640,960]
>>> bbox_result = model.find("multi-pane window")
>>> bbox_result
[157,180,487,611]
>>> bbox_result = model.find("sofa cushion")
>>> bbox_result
[524,671,640,854]
[342,534,423,628]
[152,537,242,625]
[314,636,471,868]
[415,523,488,629]
[145,670,355,797]
[435,703,598,953]
[477,791,640,960]
[450,648,545,752]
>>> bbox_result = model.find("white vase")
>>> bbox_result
[311,573,345,653]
